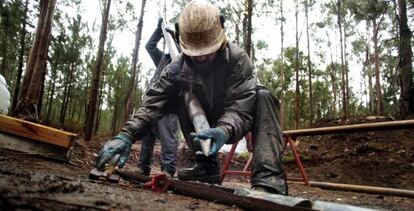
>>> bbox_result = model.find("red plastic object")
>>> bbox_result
[144,173,171,192]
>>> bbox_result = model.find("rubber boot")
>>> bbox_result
[137,165,151,176]
[178,152,220,184]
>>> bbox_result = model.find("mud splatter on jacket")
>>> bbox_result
[121,43,256,143]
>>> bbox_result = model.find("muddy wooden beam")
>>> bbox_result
[284,119,414,137]
[0,133,73,161]
[116,170,309,211]
[0,114,77,161]
[0,114,76,148]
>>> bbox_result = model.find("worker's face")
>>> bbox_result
[190,51,217,64]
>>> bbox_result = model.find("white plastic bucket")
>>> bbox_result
[0,74,10,114]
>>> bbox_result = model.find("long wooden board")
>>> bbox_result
[0,114,77,148]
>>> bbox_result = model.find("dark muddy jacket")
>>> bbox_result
[121,43,256,143]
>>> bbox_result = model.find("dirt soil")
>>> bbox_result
[1,117,413,210]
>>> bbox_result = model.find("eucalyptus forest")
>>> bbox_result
[1,0,413,139]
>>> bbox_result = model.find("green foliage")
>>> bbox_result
[0,0,29,98]
[347,0,390,21]
[42,10,92,131]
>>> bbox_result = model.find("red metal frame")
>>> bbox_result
[220,133,309,186]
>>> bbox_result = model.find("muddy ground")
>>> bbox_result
[0,118,413,210]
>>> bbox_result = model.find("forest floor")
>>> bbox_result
[0,117,413,210]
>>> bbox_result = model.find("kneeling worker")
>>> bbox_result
[96,0,287,195]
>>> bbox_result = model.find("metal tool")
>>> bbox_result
[158,12,212,156]
[89,154,121,183]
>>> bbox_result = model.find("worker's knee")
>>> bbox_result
[256,88,280,109]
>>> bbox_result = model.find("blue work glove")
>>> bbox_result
[190,127,229,155]
[96,133,133,170]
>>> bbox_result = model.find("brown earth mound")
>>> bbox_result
[1,118,413,210]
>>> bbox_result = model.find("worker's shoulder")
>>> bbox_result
[162,54,184,80]
[227,43,252,65]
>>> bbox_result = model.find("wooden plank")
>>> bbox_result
[284,119,414,137]
[0,132,73,161]
[0,114,77,148]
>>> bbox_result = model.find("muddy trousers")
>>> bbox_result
[176,86,287,194]
[138,113,179,175]
[251,86,288,195]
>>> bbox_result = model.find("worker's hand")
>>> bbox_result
[191,127,229,155]
[96,133,133,170]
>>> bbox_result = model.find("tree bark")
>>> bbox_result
[279,0,285,129]
[294,0,300,129]
[372,18,384,115]
[124,0,146,122]
[36,57,49,114]
[45,61,57,123]
[330,62,337,118]
[243,0,253,57]
[305,0,313,125]
[13,0,56,122]
[18,0,48,102]
[27,1,54,106]
[344,18,350,117]
[94,72,105,135]
[84,0,111,141]
[11,0,29,113]
[60,64,74,125]
[337,0,348,119]
[365,21,374,114]
[327,32,336,118]
[396,0,414,118]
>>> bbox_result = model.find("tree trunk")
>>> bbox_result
[235,20,241,46]
[11,0,29,113]
[279,0,285,129]
[243,0,253,57]
[27,1,54,109]
[330,62,337,118]
[94,69,106,135]
[294,0,300,129]
[36,58,49,115]
[124,0,146,122]
[13,0,56,122]
[60,64,74,125]
[396,0,414,118]
[344,18,350,117]
[337,0,347,119]
[368,61,374,114]
[305,0,313,126]
[84,0,111,141]
[18,0,48,102]
[94,87,103,135]
[364,21,374,114]
[112,101,119,135]
[372,18,384,115]
[69,97,77,123]
[45,61,57,123]
[327,32,336,118]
